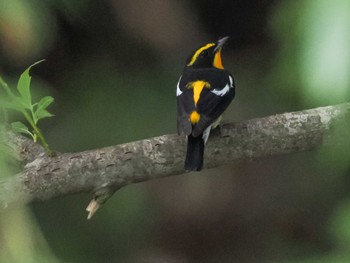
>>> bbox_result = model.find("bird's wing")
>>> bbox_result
[192,74,235,137]
[176,76,194,135]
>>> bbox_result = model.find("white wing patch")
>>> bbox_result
[229,75,234,88]
[176,76,183,96]
[211,83,230,96]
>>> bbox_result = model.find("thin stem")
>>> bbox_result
[22,110,52,155]
[0,75,14,98]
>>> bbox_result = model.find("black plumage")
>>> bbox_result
[177,37,235,171]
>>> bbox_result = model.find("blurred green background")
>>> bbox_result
[1,0,350,262]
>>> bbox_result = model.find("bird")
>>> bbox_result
[176,36,235,171]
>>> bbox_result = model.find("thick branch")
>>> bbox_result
[0,103,349,208]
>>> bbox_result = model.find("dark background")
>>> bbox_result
[1,0,350,262]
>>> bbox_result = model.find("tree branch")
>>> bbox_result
[1,103,349,216]
[0,127,47,164]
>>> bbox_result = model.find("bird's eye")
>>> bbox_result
[201,50,209,57]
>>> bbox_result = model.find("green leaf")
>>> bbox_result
[34,108,54,122]
[36,96,54,112]
[33,96,54,123]
[16,59,45,109]
[2,97,27,112]
[11,121,34,138]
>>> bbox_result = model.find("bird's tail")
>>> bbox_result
[185,134,205,171]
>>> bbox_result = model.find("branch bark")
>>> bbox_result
[1,127,46,163]
[1,102,349,215]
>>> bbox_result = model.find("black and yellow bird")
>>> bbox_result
[176,36,235,171]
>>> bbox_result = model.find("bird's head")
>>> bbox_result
[185,36,229,69]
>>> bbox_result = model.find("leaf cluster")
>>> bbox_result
[0,60,53,153]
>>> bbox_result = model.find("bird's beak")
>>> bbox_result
[214,36,229,53]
